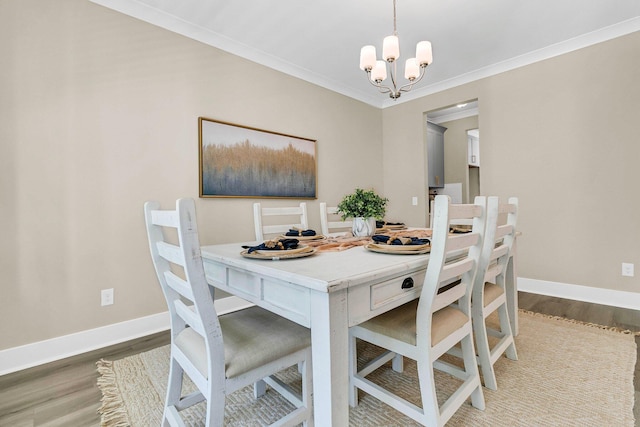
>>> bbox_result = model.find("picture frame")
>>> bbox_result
[199,117,317,199]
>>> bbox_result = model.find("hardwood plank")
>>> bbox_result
[0,331,170,426]
[518,291,640,330]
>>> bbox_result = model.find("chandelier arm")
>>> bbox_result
[365,71,394,94]
[398,65,428,93]
[375,84,393,95]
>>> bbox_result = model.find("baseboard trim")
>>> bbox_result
[519,277,640,311]
[0,296,252,376]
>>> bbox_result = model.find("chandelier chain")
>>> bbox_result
[392,0,398,36]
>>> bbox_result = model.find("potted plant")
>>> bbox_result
[337,188,388,236]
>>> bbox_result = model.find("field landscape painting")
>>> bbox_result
[199,118,317,198]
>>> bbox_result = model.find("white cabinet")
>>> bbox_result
[467,129,480,167]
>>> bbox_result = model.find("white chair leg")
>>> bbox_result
[460,333,485,410]
[473,312,497,390]
[392,353,404,372]
[165,358,184,413]
[205,387,225,427]
[416,358,440,427]
[253,379,266,398]
[498,303,518,360]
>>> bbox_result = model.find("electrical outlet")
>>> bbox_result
[101,288,114,306]
[412,196,418,206]
[621,263,634,277]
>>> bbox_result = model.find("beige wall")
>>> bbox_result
[383,31,640,295]
[0,0,382,350]
[3,0,639,353]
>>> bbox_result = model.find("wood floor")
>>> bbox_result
[0,292,638,426]
[0,332,171,427]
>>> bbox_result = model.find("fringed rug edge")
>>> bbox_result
[519,308,640,337]
[96,359,132,427]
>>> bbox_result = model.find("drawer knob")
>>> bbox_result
[401,277,414,289]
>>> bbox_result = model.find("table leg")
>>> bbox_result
[505,238,519,336]
[309,289,349,426]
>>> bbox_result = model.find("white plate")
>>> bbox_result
[279,234,326,241]
[241,245,317,260]
[365,243,431,255]
[254,244,311,256]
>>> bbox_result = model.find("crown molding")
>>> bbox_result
[89,1,640,109]
[383,17,640,108]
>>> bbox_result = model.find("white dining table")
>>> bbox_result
[200,238,518,426]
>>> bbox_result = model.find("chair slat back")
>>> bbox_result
[151,209,179,228]
[493,198,518,284]
[253,202,309,241]
[144,199,222,353]
[473,196,500,286]
[474,197,517,297]
[163,271,194,301]
[417,195,487,346]
[156,241,185,266]
[319,202,353,236]
[429,199,475,228]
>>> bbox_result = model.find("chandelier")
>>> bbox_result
[359,0,433,100]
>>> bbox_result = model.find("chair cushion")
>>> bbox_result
[484,282,504,307]
[357,300,468,346]
[221,307,311,378]
[175,306,311,379]
[174,327,209,378]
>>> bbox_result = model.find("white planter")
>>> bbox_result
[352,217,376,237]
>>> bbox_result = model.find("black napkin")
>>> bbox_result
[372,235,430,246]
[285,228,317,237]
[243,238,300,253]
[450,227,472,234]
[376,221,405,228]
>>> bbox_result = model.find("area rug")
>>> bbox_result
[97,310,637,426]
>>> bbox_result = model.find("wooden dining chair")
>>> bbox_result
[253,202,309,241]
[349,195,486,426]
[319,202,353,237]
[471,197,518,390]
[144,199,313,427]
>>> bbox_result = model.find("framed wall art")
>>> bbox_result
[199,117,317,198]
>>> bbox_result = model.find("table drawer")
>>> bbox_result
[203,260,311,327]
[348,269,425,326]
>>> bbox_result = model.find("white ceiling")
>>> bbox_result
[90,0,640,108]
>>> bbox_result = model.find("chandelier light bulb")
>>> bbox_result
[371,60,388,82]
[382,35,400,62]
[416,41,433,66]
[359,45,377,71]
[404,58,419,80]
